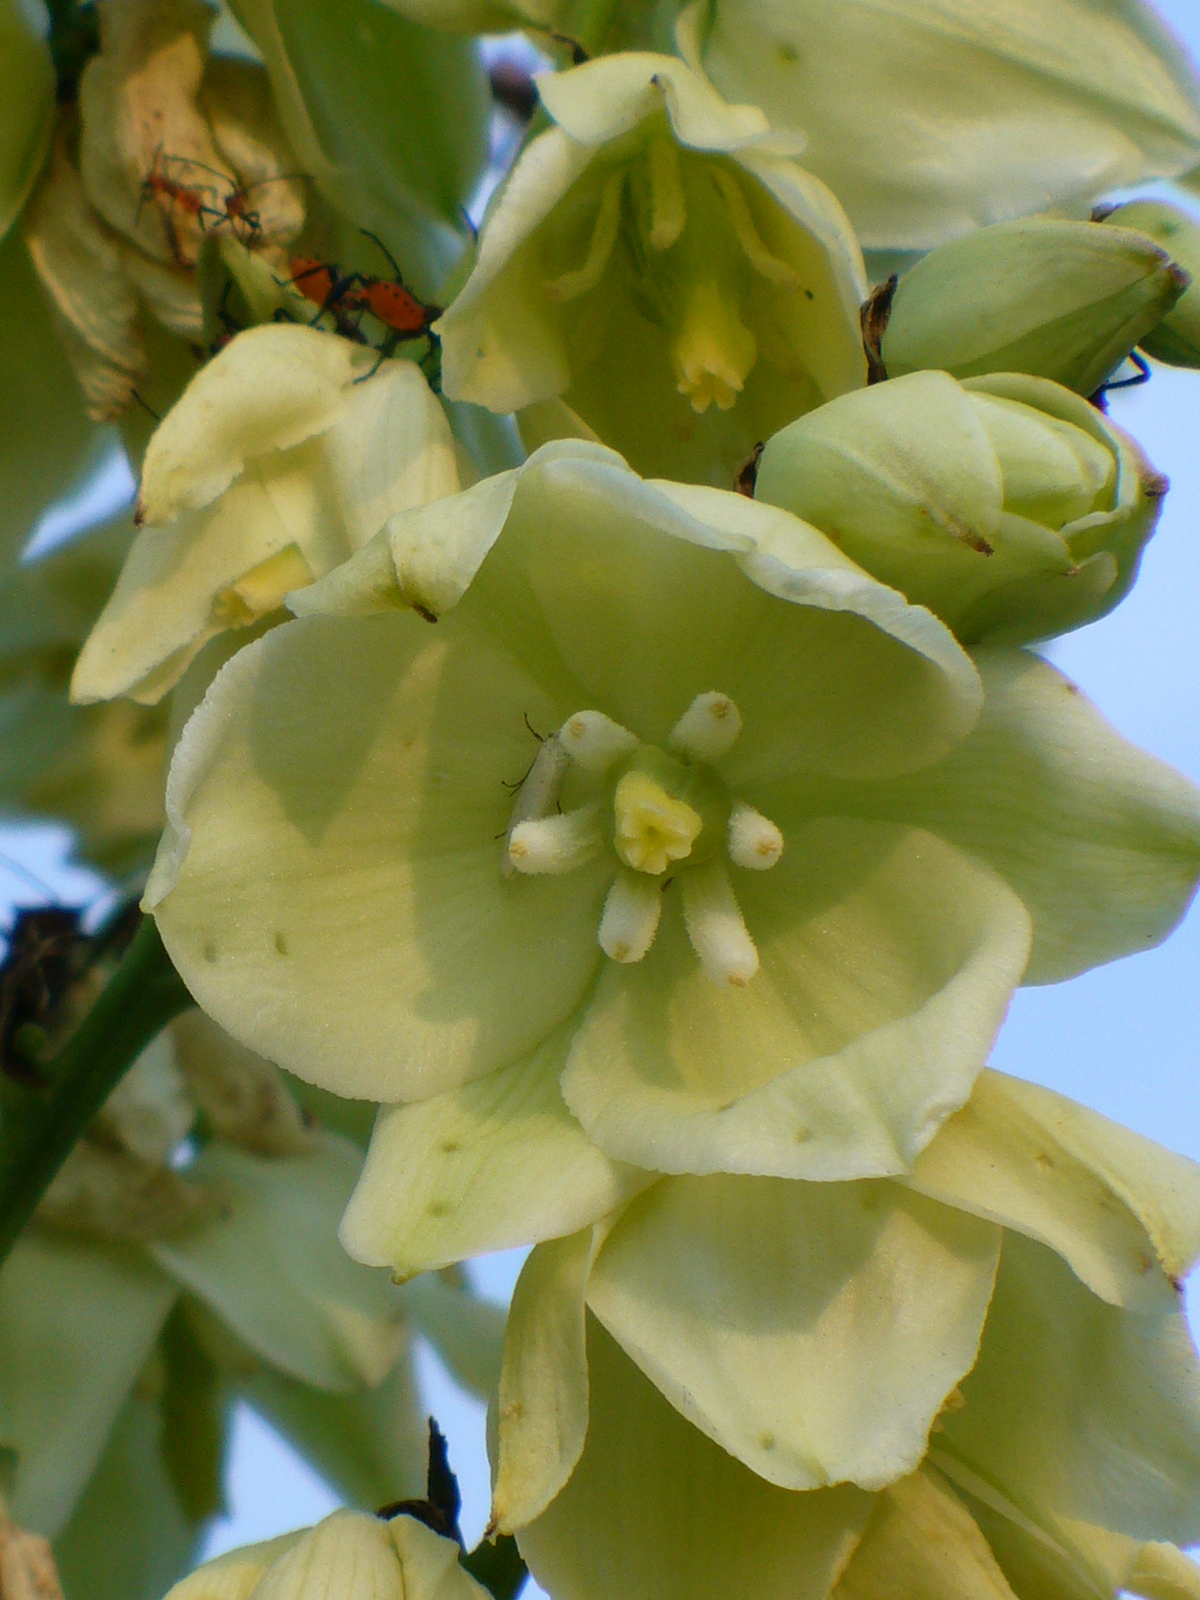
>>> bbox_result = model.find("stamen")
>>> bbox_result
[560,709,639,774]
[598,869,663,963]
[614,772,702,875]
[668,692,743,761]
[646,134,686,252]
[508,802,603,875]
[681,860,759,987]
[728,802,784,870]
[709,166,801,288]
[544,169,625,303]
[502,735,570,879]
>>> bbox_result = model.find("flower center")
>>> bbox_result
[542,112,803,416]
[503,693,784,987]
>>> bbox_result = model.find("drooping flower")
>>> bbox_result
[474,1069,1200,1600]
[71,324,461,705]
[754,368,1168,646]
[144,443,1200,1197]
[437,54,866,485]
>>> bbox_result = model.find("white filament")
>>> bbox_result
[681,860,759,987]
[598,870,663,963]
[502,735,570,879]
[508,802,603,875]
[728,802,784,870]
[668,692,743,761]
[559,709,640,774]
[544,170,625,303]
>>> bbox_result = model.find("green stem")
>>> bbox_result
[0,917,193,1269]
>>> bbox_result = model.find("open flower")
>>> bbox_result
[475,1070,1200,1599]
[438,54,866,485]
[755,369,1167,647]
[71,324,461,705]
[145,444,1200,1196]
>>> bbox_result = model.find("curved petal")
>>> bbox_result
[831,1468,1020,1600]
[0,0,53,246]
[904,1069,1200,1310]
[587,1174,1001,1491]
[518,1315,874,1600]
[137,325,365,524]
[492,1229,601,1535]
[150,1136,406,1393]
[563,820,1030,1179]
[72,455,321,705]
[148,610,608,1100]
[938,1233,1200,1548]
[536,54,771,152]
[437,127,593,413]
[822,649,1200,982]
[472,456,982,780]
[700,0,1200,249]
[340,1017,649,1278]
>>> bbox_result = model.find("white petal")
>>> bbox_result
[340,1021,648,1278]
[588,1174,1000,1490]
[904,1069,1200,1310]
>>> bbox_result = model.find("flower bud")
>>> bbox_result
[1097,200,1200,368]
[164,1510,490,1600]
[755,368,1167,645]
[880,218,1189,396]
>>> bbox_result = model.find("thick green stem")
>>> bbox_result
[0,917,193,1268]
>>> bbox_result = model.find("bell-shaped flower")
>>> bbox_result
[144,444,1200,1198]
[755,368,1167,647]
[71,324,462,705]
[684,0,1200,250]
[878,217,1191,397]
[438,54,867,485]
[470,1070,1200,1600]
[163,1509,489,1600]
[1098,200,1200,369]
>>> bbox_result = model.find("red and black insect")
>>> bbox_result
[281,232,442,378]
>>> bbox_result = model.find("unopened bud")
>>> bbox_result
[1097,201,1200,369]
[755,368,1165,645]
[880,218,1188,396]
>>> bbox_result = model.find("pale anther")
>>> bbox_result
[508,802,603,875]
[709,166,802,289]
[502,734,570,878]
[614,771,702,875]
[681,860,760,987]
[544,169,625,303]
[598,869,663,963]
[646,133,686,252]
[559,709,639,774]
[668,691,743,761]
[728,801,784,870]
